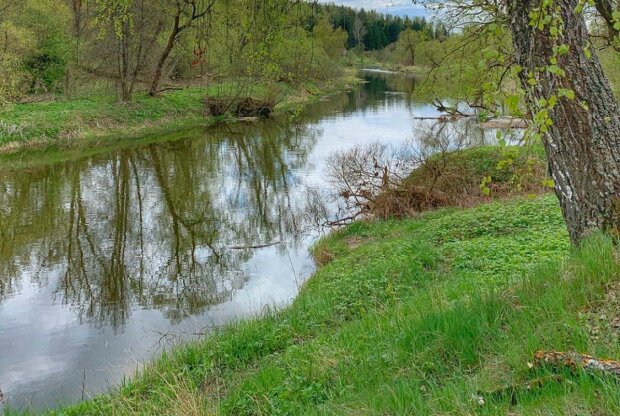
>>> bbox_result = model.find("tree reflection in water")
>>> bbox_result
[0,119,319,329]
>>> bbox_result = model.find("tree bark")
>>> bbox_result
[509,0,620,244]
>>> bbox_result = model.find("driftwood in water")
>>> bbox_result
[228,240,281,250]
[204,96,274,118]
[534,350,620,378]
[412,115,528,130]
[413,115,473,121]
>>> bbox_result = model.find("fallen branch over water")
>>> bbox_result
[228,240,282,250]
[534,350,620,378]
[413,115,474,121]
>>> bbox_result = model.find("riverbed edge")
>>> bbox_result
[0,68,363,169]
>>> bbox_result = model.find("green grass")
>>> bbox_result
[405,145,548,193]
[0,87,211,146]
[0,71,360,160]
[34,193,620,415]
[600,47,620,97]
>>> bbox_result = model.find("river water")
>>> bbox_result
[0,71,499,411]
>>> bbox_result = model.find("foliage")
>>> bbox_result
[406,144,548,196]
[325,134,550,222]
[0,0,369,104]
[0,0,71,103]
[312,17,349,59]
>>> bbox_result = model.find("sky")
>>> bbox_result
[317,0,430,17]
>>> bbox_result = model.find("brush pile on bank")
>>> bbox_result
[375,145,550,217]
[328,144,551,222]
[204,96,275,118]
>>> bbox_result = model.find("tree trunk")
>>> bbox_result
[118,23,132,102]
[149,14,180,96]
[509,0,620,244]
[594,0,620,50]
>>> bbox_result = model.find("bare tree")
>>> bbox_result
[593,0,619,50]
[95,0,165,101]
[149,0,216,96]
[352,14,367,50]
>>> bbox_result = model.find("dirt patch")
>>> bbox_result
[345,236,367,250]
[312,236,370,267]
[313,247,335,267]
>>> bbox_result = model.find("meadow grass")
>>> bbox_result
[34,194,620,415]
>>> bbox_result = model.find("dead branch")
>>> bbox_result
[534,350,620,378]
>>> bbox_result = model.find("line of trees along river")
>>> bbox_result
[0,0,439,103]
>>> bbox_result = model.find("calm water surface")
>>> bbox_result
[0,71,496,410]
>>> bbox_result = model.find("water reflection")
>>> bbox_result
[0,121,322,329]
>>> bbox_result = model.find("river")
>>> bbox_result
[0,71,500,411]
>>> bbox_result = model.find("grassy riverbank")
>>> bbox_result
[37,191,620,415]
[0,70,361,159]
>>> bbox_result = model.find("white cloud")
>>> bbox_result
[316,0,428,17]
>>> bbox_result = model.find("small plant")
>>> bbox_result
[0,121,25,142]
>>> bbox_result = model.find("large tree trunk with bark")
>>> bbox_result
[509,0,620,244]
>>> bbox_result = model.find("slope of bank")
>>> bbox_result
[39,192,620,415]
[0,70,361,160]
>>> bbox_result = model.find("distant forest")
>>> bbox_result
[319,3,450,50]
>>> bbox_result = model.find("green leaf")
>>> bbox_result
[482,49,499,60]
[505,95,520,113]
[547,65,565,76]
[558,88,575,100]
